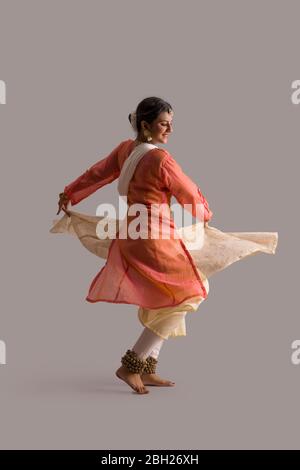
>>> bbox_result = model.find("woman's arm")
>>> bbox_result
[63,141,123,206]
[160,153,213,223]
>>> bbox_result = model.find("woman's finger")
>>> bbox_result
[62,206,71,217]
[56,200,65,215]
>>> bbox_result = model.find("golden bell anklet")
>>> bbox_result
[121,349,147,374]
[143,356,158,374]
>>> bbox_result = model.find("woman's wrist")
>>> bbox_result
[60,191,69,201]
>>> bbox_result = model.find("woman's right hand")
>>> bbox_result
[57,192,71,216]
[204,209,213,228]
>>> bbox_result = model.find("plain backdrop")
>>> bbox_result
[0,0,298,450]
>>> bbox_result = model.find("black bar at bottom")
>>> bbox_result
[0,449,299,465]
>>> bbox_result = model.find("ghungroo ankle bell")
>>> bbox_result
[143,355,158,374]
[121,349,147,374]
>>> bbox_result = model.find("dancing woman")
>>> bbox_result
[55,96,277,395]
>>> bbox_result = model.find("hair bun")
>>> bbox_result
[129,110,137,132]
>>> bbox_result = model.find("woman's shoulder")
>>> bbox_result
[119,140,174,166]
[150,146,171,163]
[119,139,133,150]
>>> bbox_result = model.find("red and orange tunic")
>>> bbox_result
[63,139,213,309]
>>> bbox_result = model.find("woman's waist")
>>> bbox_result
[120,205,177,239]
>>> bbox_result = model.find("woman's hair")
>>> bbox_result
[128,96,173,133]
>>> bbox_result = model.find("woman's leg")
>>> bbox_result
[131,326,175,386]
[132,326,164,360]
[116,328,163,395]
[116,326,171,393]
[148,340,164,360]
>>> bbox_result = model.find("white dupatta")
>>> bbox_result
[117,142,158,198]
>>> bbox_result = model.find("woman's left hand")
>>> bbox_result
[57,192,71,216]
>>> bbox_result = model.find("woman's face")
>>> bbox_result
[142,110,174,144]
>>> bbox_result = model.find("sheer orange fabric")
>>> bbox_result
[63,139,213,309]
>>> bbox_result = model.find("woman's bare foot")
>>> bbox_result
[115,365,149,394]
[140,373,175,386]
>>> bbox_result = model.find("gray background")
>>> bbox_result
[0,0,298,450]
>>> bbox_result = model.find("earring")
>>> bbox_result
[143,129,152,142]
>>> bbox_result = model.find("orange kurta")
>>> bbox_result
[63,139,213,309]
